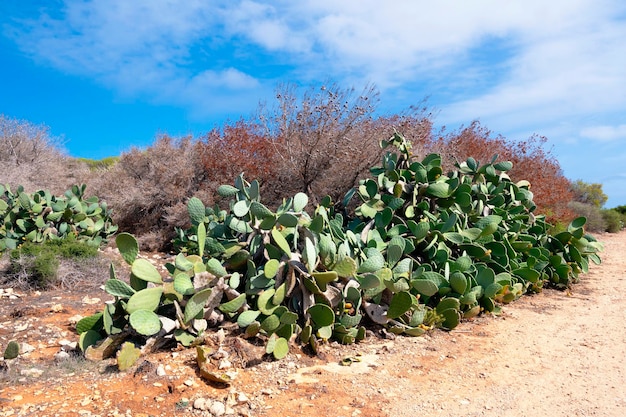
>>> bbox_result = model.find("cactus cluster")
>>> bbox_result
[0,184,117,251]
[81,132,602,366]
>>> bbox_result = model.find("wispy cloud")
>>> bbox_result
[3,1,625,134]
[580,124,626,142]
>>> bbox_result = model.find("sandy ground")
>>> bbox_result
[0,231,624,417]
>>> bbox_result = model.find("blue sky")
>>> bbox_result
[1,1,625,207]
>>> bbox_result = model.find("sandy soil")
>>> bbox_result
[0,231,624,417]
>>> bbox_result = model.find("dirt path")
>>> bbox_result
[1,232,624,417]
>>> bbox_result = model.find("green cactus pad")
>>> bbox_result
[116,233,139,265]
[307,304,334,328]
[387,291,413,319]
[206,258,227,277]
[105,279,136,298]
[79,330,103,353]
[126,287,163,314]
[3,340,20,359]
[237,310,261,328]
[76,312,104,334]
[129,309,162,336]
[130,259,163,284]
[186,197,206,225]
[217,184,239,197]
[184,288,212,324]
[117,342,141,371]
[218,293,247,314]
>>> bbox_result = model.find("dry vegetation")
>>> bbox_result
[1,85,587,250]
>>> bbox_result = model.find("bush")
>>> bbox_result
[568,202,605,232]
[3,239,99,289]
[0,114,91,194]
[601,209,624,233]
[88,135,206,251]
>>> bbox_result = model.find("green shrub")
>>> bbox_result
[4,239,99,289]
[601,209,623,233]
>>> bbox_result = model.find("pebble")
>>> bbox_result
[20,368,44,378]
[50,303,64,312]
[55,350,71,361]
[156,364,167,376]
[22,343,36,354]
[209,400,226,416]
[193,397,208,410]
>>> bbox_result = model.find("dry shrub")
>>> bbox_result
[89,135,206,250]
[0,114,90,194]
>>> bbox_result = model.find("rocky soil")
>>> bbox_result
[0,231,624,417]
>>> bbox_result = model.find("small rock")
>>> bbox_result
[14,323,29,332]
[61,342,78,352]
[20,342,35,354]
[218,359,232,370]
[81,296,101,305]
[55,350,71,361]
[184,379,195,387]
[237,392,249,404]
[209,400,226,416]
[68,315,84,326]
[50,304,64,312]
[193,397,208,410]
[20,368,44,378]
[156,364,167,376]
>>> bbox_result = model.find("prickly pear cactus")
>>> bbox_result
[81,132,602,364]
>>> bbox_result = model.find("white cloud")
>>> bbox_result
[580,124,626,142]
[4,0,626,136]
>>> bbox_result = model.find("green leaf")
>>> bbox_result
[271,228,292,256]
[387,291,413,319]
[217,184,240,197]
[293,192,309,212]
[184,288,212,323]
[116,233,139,265]
[105,279,136,298]
[126,287,163,314]
[129,310,162,336]
[307,304,335,328]
[187,197,206,225]
[219,293,247,313]
[131,259,163,284]
[237,310,261,328]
